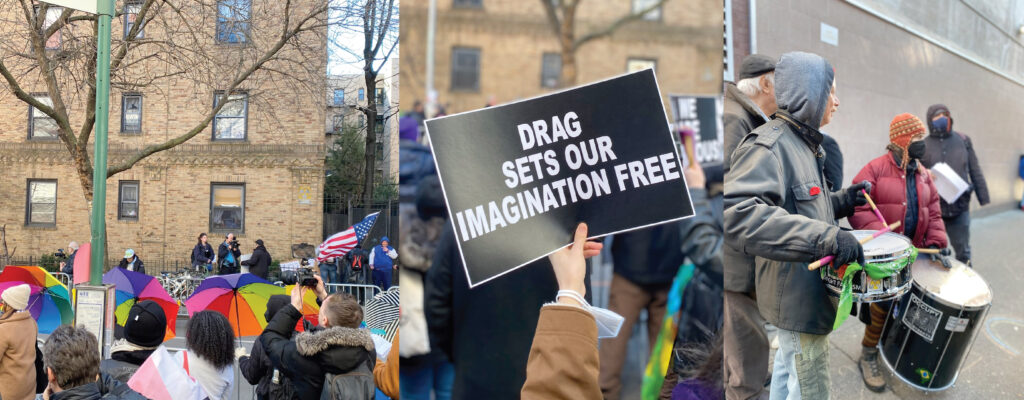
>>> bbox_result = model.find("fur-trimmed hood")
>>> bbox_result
[295,326,375,356]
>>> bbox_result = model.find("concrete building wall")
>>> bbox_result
[750,0,1024,214]
[400,0,723,115]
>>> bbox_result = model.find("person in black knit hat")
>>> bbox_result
[100,300,168,383]
[239,295,297,400]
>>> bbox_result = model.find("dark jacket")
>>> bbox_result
[218,242,242,272]
[722,82,769,294]
[920,104,989,217]
[724,52,841,335]
[849,153,948,249]
[116,257,145,275]
[426,223,591,400]
[260,306,376,400]
[611,222,688,287]
[99,349,154,384]
[240,336,296,400]
[192,243,214,267]
[61,250,77,275]
[50,372,147,400]
[821,133,844,192]
[242,245,272,280]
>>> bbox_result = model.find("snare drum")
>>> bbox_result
[822,230,914,302]
[878,256,992,391]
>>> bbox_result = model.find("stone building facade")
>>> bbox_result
[400,0,723,115]
[0,1,327,269]
[326,60,401,184]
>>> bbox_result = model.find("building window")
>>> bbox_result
[124,1,144,38]
[626,58,657,73]
[210,184,244,232]
[541,53,561,88]
[26,180,57,226]
[29,94,58,140]
[39,6,62,50]
[632,0,661,21]
[451,47,480,91]
[216,0,251,44]
[375,88,385,106]
[121,94,142,133]
[375,115,385,136]
[331,115,344,133]
[118,181,139,220]
[358,88,365,101]
[333,89,345,106]
[212,92,248,140]
[453,0,482,7]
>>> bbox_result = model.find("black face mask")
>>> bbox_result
[907,141,926,159]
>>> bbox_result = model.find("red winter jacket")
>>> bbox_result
[849,153,948,249]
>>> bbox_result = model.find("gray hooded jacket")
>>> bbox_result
[723,52,842,335]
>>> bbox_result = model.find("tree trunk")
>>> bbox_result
[558,3,578,86]
[362,72,378,207]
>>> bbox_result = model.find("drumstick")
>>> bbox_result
[862,189,887,226]
[808,222,902,271]
[916,247,941,254]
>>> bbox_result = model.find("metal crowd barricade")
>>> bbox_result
[272,282,383,305]
[53,272,73,289]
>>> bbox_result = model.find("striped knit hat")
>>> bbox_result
[888,113,925,168]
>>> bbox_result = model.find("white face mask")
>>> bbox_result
[556,290,625,339]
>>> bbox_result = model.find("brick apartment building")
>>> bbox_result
[326,59,401,186]
[400,0,723,115]
[0,1,327,269]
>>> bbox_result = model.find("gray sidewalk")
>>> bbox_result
[825,210,1024,399]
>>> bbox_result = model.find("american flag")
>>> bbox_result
[317,212,379,262]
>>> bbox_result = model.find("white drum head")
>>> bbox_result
[852,230,912,259]
[911,257,992,307]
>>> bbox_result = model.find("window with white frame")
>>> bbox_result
[632,0,661,21]
[216,0,250,44]
[29,94,58,140]
[333,89,345,106]
[212,92,248,140]
[26,179,57,226]
[124,1,144,38]
[118,181,139,220]
[210,184,244,232]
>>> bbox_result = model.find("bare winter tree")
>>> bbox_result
[330,0,397,206]
[0,0,330,205]
[540,0,668,86]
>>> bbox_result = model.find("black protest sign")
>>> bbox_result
[670,95,723,164]
[426,69,694,287]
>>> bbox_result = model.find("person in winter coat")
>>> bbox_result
[919,104,989,263]
[177,311,236,400]
[242,239,272,281]
[724,51,870,399]
[721,54,776,400]
[41,325,146,400]
[239,295,296,400]
[260,285,376,399]
[60,241,79,277]
[0,284,37,400]
[520,223,604,399]
[100,300,168,383]
[847,113,951,392]
[373,332,400,398]
[192,233,215,272]
[218,234,242,275]
[370,237,398,290]
[117,249,145,275]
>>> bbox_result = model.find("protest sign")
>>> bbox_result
[426,69,694,287]
[669,94,723,164]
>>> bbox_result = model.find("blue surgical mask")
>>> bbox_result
[931,116,949,132]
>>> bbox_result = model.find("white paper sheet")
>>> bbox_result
[930,162,969,203]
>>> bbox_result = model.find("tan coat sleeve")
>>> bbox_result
[374,332,400,398]
[521,304,601,400]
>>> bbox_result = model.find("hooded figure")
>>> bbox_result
[370,236,397,290]
[919,104,988,263]
[724,52,868,398]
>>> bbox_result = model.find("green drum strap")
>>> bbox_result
[828,247,918,330]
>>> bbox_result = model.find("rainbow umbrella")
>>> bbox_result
[283,284,321,332]
[184,273,284,336]
[0,266,73,333]
[102,268,179,341]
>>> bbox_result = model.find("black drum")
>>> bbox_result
[878,256,992,391]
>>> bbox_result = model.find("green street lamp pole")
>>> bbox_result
[89,0,114,285]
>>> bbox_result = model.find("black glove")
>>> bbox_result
[834,230,865,268]
[832,181,872,219]
[928,246,954,269]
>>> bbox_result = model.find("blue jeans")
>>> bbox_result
[770,328,830,400]
[400,360,454,400]
[372,267,392,290]
[320,263,339,293]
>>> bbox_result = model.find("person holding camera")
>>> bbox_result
[192,233,215,273]
[218,234,242,275]
[242,239,272,281]
[369,237,397,290]
[59,241,79,277]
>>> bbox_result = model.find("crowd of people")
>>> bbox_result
[0,272,399,400]
[721,52,987,400]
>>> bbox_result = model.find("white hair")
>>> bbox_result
[736,72,774,98]
[68,241,79,250]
